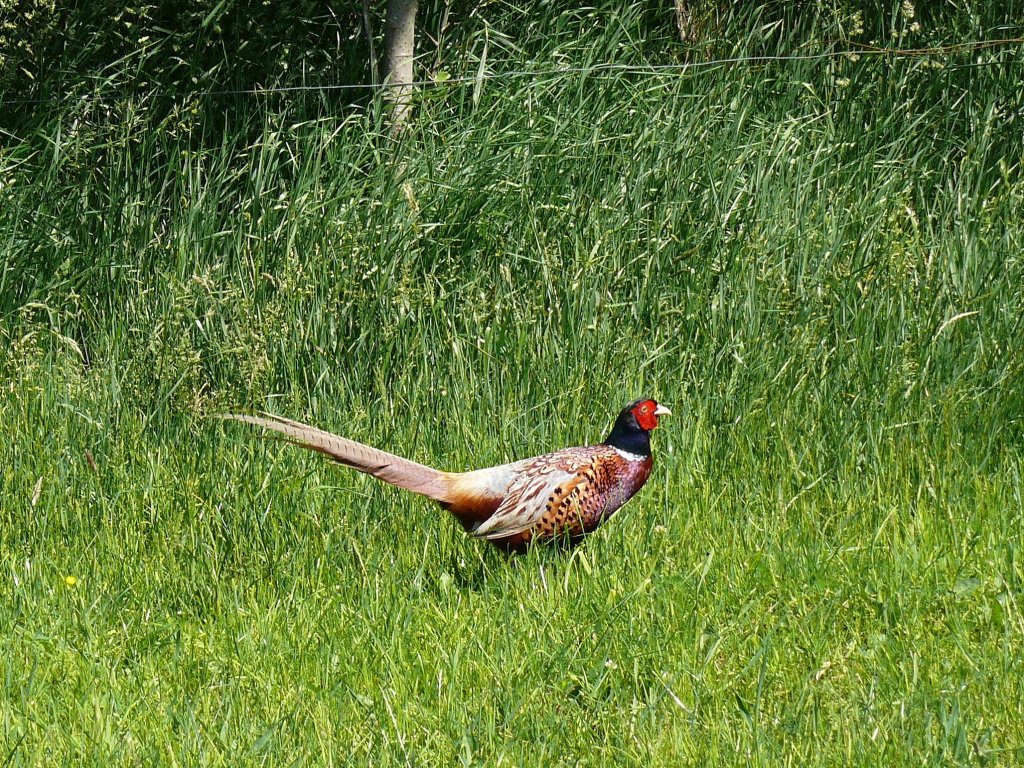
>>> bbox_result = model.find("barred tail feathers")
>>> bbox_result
[218,413,452,501]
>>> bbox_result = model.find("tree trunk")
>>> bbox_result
[675,0,696,43]
[675,0,721,46]
[384,0,418,131]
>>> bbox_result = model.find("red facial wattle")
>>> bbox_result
[632,400,659,431]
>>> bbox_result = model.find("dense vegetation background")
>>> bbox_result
[2,1,1023,764]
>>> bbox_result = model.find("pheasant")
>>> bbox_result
[221,398,670,551]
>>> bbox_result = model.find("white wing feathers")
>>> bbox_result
[470,453,587,540]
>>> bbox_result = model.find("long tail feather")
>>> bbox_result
[217,413,452,502]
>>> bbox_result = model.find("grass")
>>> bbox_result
[1,3,1023,765]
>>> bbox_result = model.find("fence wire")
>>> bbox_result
[3,37,1022,108]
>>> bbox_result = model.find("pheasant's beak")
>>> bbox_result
[654,404,672,417]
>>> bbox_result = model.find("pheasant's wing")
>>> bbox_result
[470,446,605,540]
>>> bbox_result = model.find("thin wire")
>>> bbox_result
[2,37,1021,107]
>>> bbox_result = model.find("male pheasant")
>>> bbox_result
[222,398,670,551]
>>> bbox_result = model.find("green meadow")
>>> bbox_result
[1,3,1022,764]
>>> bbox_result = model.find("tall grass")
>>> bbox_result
[1,3,1022,765]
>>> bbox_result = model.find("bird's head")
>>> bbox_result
[625,398,672,432]
[604,398,671,455]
